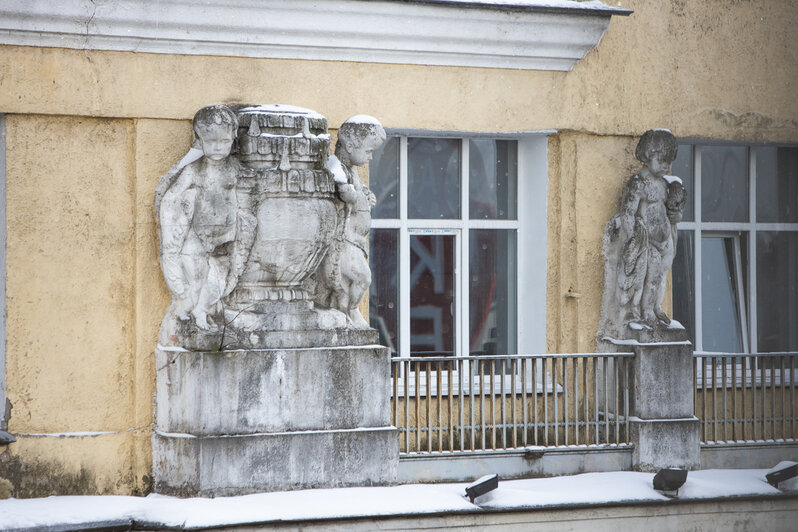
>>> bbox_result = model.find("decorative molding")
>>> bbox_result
[0,0,630,71]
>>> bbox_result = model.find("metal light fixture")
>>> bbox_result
[0,430,15,445]
[465,474,499,503]
[653,468,688,497]
[766,462,798,489]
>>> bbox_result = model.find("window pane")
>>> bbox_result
[672,144,694,222]
[407,138,461,219]
[701,146,748,222]
[756,147,798,223]
[369,136,400,219]
[469,139,518,220]
[469,230,517,355]
[369,229,400,355]
[757,231,798,351]
[410,234,455,356]
[672,230,695,343]
[701,236,745,352]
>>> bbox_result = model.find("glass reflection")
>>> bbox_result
[408,138,460,219]
[756,147,798,223]
[369,136,400,219]
[701,146,748,222]
[410,234,455,356]
[672,144,694,222]
[369,229,399,355]
[757,232,798,352]
[672,230,695,343]
[469,140,518,220]
[701,236,746,352]
[469,230,516,356]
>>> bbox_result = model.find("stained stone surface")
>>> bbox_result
[153,105,397,496]
[597,129,687,342]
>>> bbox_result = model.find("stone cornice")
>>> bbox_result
[0,0,630,71]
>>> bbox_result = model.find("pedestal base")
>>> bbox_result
[153,426,398,496]
[630,417,700,472]
[153,343,398,496]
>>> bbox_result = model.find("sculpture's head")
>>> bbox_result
[336,115,387,167]
[193,105,238,161]
[635,129,677,178]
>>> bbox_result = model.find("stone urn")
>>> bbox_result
[229,104,337,307]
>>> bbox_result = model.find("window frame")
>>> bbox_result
[369,129,550,376]
[675,139,798,354]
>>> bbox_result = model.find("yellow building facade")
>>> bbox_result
[0,0,796,496]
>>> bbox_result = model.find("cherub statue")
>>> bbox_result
[598,129,687,339]
[155,105,256,335]
[315,116,386,328]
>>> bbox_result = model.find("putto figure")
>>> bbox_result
[156,105,256,334]
[598,129,687,339]
[316,116,386,328]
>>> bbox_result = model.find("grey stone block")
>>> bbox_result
[631,417,700,472]
[152,427,399,496]
[155,345,392,434]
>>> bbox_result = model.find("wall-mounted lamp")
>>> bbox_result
[766,461,798,489]
[653,468,688,497]
[465,474,499,503]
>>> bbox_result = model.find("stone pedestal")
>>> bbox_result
[152,334,398,496]
[600,324,700,472]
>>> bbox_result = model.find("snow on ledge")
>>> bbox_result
[0,469,795,531]
[0,0,631,71]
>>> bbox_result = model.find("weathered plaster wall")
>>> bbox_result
[0,0,796,495]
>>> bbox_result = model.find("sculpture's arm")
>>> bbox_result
[158,169,196,298]
[618,176,644,236]
[337,182,359,204]
[666,180,687,225]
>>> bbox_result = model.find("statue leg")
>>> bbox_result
[346,254,372,329]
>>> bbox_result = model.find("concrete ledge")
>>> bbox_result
[153,426,399,496]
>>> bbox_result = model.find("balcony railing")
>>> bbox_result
[694,351,798,445]
[391,353,633,456]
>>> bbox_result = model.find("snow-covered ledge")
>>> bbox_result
[0,0,631,71]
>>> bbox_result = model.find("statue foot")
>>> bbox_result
[654,308,671,325]
[349,310,370,329]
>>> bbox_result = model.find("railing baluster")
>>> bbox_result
[511,358,518,449]
[791,355,796,440]
[522,358,528,447]
[458,357,464,452]
[415,360,421,452]
[603,356,609,445]
[563,358,569,445]
[553,357,559,446]
[761,355,767,441]
[533,357,539,446]
[742,355,748,442]
[543,357,549,445]
[593,355,599,446]
[614,355,620,445]
[771,356,776,440]
[480,359,486,451]
[404,359,410,453]
[574,357,580,445]
[624,357,630,444]
[490,361,496,450]
[448,359,453,452]
[426,361,432,453]
[470,360,475,451]
[781,355,786,440]
[732,355,738,442]
[499,361,507,449]
[437,360,443,453]
[722,356,728,442]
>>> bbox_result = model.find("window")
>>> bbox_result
[368,133,548,361]
[673,142,798,353]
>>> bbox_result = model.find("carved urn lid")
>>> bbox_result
[234,104,330,171]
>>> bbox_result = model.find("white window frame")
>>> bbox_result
[676,141,798,355]
[371,130,549,388]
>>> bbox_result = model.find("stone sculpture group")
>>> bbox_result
[155,104,385,350]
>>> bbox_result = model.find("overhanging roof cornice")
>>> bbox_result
[0,0,631,71]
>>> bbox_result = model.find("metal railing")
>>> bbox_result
[694,351,798,445]
[391,352,633,456]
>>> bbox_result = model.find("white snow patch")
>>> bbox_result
[663,174,683,185]
[1,469,792,531]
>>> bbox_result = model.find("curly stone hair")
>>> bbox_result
[635,129,677,164]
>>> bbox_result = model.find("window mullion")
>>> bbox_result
[694,145,703,351]
[399,136,411,358]
[749,147,758,354]
[460,139,470,357]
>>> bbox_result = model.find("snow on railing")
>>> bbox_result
[390,352,634,456]
[694,351,798,445]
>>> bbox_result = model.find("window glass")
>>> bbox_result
[469,230,517,356]
[672,144,693,222]
[469,140,518,220]
[757,232,798,351]
[672,230,695,341]
[756,147,798,223]
[407,138,461,219]
[701,146,748,222]
[410,233,456,356]
[369,136,400,219]
[701,236,746,352]
[369,229,400,355]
